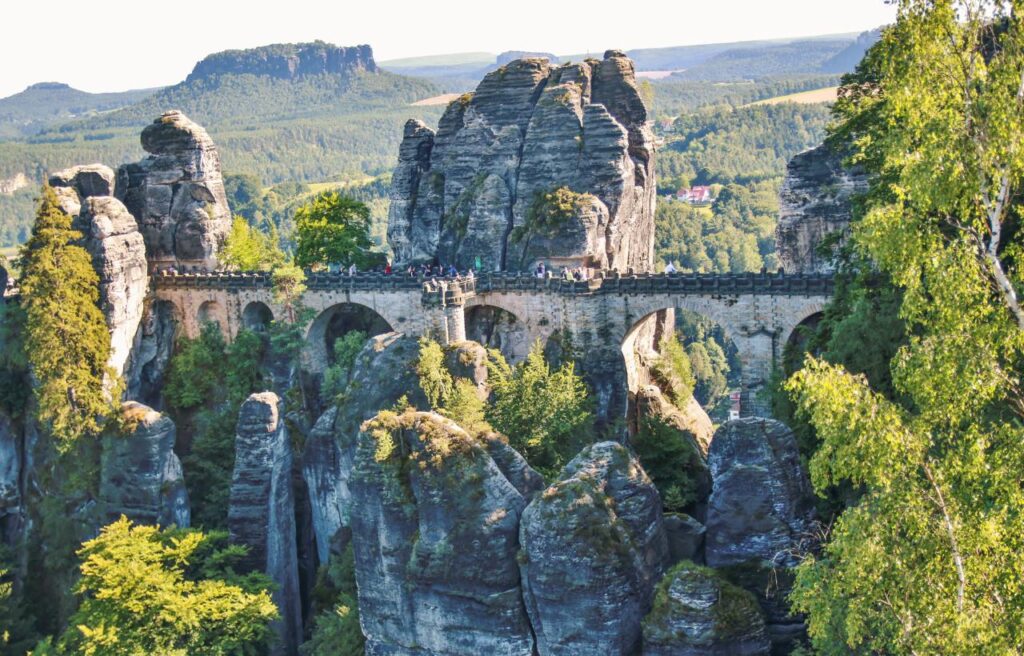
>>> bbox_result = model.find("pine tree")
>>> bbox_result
[19,185,114,449]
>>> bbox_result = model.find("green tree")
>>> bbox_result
[19,185,115,448]
[221,216,285,272]
[650,335,696,408]
[785,3,1024,652]
[486,341,594,477]
[165,325,265,529]
[43,516,277,656]
[321,330,367,404]
[293,193,375,270]
[302,546,364,656]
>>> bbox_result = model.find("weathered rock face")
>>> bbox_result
[99,402,189,527]
[229,392,302,656]
[124,299,179,406]
[74,197,149,381]
[388,50,656,273]
[642,562,770,656]
[49,164,115,216]
[705,418,815,568]
[776,142,867,273]
[186,42,376,83]
[116,111,231,270]
[705,418,817,653]
[664,513,706,565]
[302,333,428,562]
[351,410,535,655]
[520,441,669,655]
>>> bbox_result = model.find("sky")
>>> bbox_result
[0,0,896,98]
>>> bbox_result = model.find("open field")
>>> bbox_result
[749,86,838,106]
[412,93,462,106]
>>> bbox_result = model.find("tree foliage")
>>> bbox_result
[220,216,285,272]
[302,545,364,656]
[293,193,376,270]
[165,324,265,529]
[39,517,276,656]
[785,3,1024,652]
[19,185,115,448]
[486,341,594,478]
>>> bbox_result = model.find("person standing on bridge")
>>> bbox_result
[664,261,677,274]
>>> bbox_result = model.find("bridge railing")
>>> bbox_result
[152,270,835,296]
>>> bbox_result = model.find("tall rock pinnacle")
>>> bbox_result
[116,111,232,271]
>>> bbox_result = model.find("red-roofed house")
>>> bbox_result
[676,186,714,204]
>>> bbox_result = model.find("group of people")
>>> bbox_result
[533,262,592,281]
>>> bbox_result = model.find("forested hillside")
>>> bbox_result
[654,102,832,273]
[0,83,159,139]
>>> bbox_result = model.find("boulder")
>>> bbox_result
[116,111,231,270]
[387,50,655,273]
[74,196,149,381]
[228,392,302,656]
[351,409,535,655]
[99,402,189,527]
[642,561,770,656]
[776,142,868,274]
[520,441,669,655]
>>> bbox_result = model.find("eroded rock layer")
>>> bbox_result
[117,111,231,270]
[388,50,656,273]
[776,142,867,273]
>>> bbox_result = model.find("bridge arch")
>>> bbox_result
[196,299,228,335]
[464,303,531,363]
[241,301,274,333]
[305,302,394,373]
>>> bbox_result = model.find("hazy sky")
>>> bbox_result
[0,0,896,98]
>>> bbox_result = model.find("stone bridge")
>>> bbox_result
[153,270,832,418]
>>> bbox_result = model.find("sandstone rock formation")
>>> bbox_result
[388,50,656,273]
[229,392,302,656]
[124,299,179,406]
[704,418,815,568]
[351,409,535,655]
[520,441,669,655]
[0,411,22,541]
[99,402,189,527]
[74,197,149,380]
[705,418,817,653]
[49,164,115,216]
[117,111,231,270]
[186,42,376,83]
[302,333,428,561]
[642,562,770,656]
[776,142,867,273]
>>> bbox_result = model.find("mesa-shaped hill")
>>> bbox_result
[0,42,445,245]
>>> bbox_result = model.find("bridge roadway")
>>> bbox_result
[153,270,833,418]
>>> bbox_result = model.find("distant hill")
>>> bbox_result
[669,39,855,81]
[0,82,160,139]
[0,41,444,245]
[820,29,882,73]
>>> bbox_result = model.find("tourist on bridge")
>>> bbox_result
[384,260,392,275]
[664,261,677,274]
[348,263,357,276]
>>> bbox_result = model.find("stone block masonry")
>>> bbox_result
[154,270,830,420]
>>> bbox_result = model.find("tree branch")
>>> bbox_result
[922,461,966,613]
